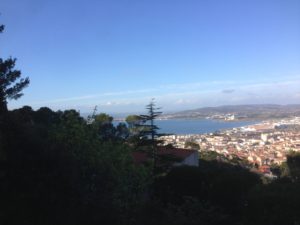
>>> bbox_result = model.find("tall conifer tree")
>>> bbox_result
[139,99,162,168]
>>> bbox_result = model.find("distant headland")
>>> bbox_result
[159,104,300,121]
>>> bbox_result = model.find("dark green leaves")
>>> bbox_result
[0,25,30,113]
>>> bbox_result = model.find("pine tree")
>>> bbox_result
[138,99,162,168]
[140,99,162,145]
[0,24,29,114]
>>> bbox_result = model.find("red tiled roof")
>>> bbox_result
[132,152,148,164]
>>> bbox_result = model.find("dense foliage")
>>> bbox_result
[0,107,150,225]
[0,24,29,114]
[1,106,300,225]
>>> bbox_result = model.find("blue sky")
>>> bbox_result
[1,0,300,114]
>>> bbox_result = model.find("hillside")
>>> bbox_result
[162,104,300,120]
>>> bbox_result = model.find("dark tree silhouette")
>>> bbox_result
[286,151,300,182]
[0,25,29,114]
[138,99,162,169]
[139,99,162,146]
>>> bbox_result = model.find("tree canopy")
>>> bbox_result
[0,25,29,114]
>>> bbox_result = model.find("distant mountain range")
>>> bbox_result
[161,104,300,120]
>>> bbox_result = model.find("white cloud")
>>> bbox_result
[29,88,156,105]
[10,74,300,112]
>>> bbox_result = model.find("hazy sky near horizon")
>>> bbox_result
[1,0,300,113]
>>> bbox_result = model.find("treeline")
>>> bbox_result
[0,107,151,225]
[0,106,300,225]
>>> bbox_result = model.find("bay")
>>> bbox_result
[115,119,257,135]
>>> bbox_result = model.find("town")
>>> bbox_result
[159,117,300,176]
